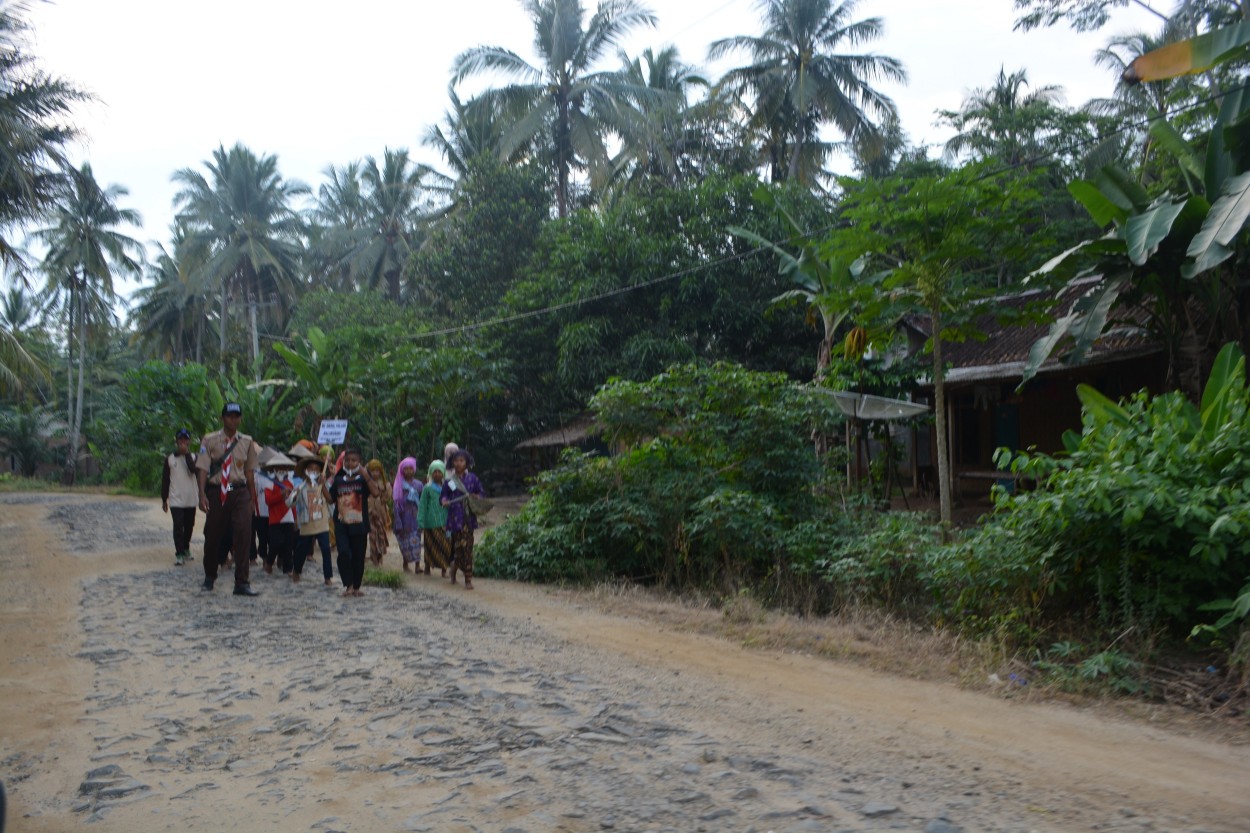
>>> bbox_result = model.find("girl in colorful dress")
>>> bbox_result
[392,457,423,572]
[419,460,450,578]
[366,459,392,566]
[441,449,484,589]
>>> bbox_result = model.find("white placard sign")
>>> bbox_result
[317,419,349,445]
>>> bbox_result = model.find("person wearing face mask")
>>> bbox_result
[290,456,333,585]
[329,446,381,597]
[262,453,298,577]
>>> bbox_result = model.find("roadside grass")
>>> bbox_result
[362,567,404,589]
[0,474,148,497]
[559,580,1250,738]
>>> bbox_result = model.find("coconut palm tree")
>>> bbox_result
[131,227,216,363]
[172,143,308,373]
[608,46,709,187]
[424,86,519,182]
[0,319,40,395]
[1084,31,1207,181]
[311,161,367,291]
[314,149,432,301]
[939,67,1069,167]
[451,0,660,217]
[709,0,906,186]
[0,1,88,273]
[31,163,141,483]
[0,284,51,396]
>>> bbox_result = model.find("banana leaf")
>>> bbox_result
[1123,21,1250,84]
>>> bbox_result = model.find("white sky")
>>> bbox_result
[24,0,1166,298]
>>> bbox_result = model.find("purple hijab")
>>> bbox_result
[393,457,419,504]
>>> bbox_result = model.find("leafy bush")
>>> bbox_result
[0,404,60,477]
[89,362,214,492]
[479,362,942,611]
[479,363,839,587]
[89,360,300,493]
[943,343,1250,637]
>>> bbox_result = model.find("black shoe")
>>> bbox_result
[233,584,260,597]
[200,579,214,592]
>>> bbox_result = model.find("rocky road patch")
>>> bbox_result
[57,563,1195,833]
[1,494,1241,833]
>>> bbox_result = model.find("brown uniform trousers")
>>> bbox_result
[203,487,253,587]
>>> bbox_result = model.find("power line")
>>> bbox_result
[411,234,823,341]
[667,0,748,43]
[412,79,1250,342]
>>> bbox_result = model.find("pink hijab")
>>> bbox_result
[393,456,419,504]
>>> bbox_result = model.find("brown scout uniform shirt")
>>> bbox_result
[196,430,258,487]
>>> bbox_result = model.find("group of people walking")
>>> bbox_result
[160,402,487,598]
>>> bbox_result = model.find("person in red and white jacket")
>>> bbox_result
[262,454,298,577]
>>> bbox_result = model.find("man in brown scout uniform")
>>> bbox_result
[197,402,260,596]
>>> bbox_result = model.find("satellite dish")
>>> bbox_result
[823,390,930,420]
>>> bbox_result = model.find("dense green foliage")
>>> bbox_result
[946,344,1250,638]
[479,364,841,585]
[491,174,821,437]
[90,361,214,490]
[479,362,947,612]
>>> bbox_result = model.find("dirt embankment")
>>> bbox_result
[1,492,1247,833]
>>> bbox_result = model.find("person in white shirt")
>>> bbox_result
[161,428,199,566]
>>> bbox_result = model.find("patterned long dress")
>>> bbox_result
[367,474,392,565]
[394,479,423,568]
[442,471,483,581]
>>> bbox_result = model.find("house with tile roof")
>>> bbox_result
[903,276,1165,501]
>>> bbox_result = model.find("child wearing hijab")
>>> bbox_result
[393,457,423,572]
[366,459,392,566]
[441,449,484,589]
[418,460,450,577]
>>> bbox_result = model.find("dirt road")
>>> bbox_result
[0,492,1246,833]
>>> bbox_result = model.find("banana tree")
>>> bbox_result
[1024,81,1250,395]
[730,190,895,382]
[731,206,893,470]
[271,326,359,442]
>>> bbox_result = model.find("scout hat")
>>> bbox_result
[222,402,242,416]
[175,428,192,440]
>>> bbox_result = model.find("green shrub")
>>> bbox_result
[479,363,843,589]
[479,362,946,614]
[945,343,1250,638]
